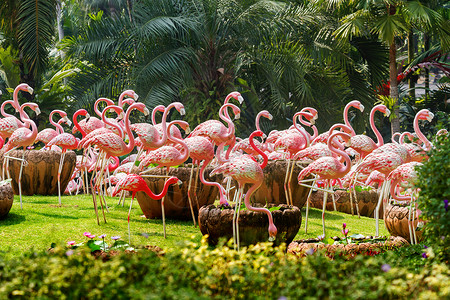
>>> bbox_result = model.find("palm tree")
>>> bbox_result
[334,0,450,134]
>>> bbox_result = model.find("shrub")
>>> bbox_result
[416,133,450,261]
[0,239,449,299]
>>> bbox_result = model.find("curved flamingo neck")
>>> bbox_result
[143,177,178,200]
[400,132,414,144]
[49,110,65,134]
[199,158,227,204]
[249,131,268,169]
[343,102,357,136]
[73,109,88,137]
[327,132,351,175]
[121,103,143,155]
[13,84,30,110]
[94,98,114,118]
[298,114,318,140]
[167,121,189,163]
[151,105,165,125]
[370,105,385,147]
[151,103,179,148]
[215,141,228,164]
[293,112,313,147]
[255,111,270,132]
[389,178,411,201]
[219,103,238,139]
[414,112,432,151]
[108,156,120,171]
[118,90,136,107]
[1,100,15,118]
[19,104,38,142]
[101,106,124,138]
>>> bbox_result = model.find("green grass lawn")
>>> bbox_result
[0,194,388,259]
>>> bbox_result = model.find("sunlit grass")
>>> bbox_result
[0,194,388,259]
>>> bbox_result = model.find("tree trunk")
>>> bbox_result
[56,0,65,60]
[424,33,430,97]
[408,31,415,99]
[389,42,400,134]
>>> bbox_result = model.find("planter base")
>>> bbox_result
[198,203,301,246]
[384,203,423,243]
[0,182,14,219]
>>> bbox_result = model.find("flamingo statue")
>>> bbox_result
[36,110,71,149]
[112,174,180,243]
[2,102,40,209]
[297,131,352,237]
[211,130,277,250]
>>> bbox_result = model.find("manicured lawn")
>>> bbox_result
[0,193,388,259]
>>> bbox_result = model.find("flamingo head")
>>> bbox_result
[231,104,241,119]
[417,109,434,122]
[171,102,185,116]
[348,100,364,112]
[21,102,41,115]
[17,83,34,95]
[301,107,319,120]
[105,105,124,118]
[261,110,273,121]
[268,223,278,242]
[121,89,139,101]
[122,97,136,106]
[226,91,244,104]
[63,116,72,127]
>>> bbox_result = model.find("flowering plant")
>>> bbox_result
[64,233,133,253]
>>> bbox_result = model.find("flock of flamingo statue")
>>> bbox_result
[0,83,445,247]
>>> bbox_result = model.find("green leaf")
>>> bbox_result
[326,238,334,245]
[268,206,281,211]
[349,234,365,239]
[354,185,363,193]
[86,240,101,252]
[111,240,129,250]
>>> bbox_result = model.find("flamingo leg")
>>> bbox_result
[232,186,243,251]
[84,167,90,195]
[89,155,101,225]
[331,190,337,211]
[321,180,329,237]
[412,196,418,245]
[128,193,135,245]
[161,169,169,239]
[304,176,316,234]
[407,197,414,244]
[375,181,386,236]
[287,159,296,206]
[98,154,110,214]
[235,186,244,251]
[17,149,26,209]
[283,159,291,205]
[57,150,66,206]
[187,163,196,226]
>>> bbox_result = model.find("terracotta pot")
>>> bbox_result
[288,236,409,258]
[308,189,382,218]
[198,203,301,246]
[227,160,311,209]
[0,181,14,219]
[384,203,423,243]
[135,165,222,220]
[3,150,76,196]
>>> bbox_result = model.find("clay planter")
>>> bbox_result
[227,160,311,209]
[384,203,423,243]
[309,189,382,218]
[198,204,301,246]
[3,150,76,196]
[0,181,14,219]
[288,235,409,258]
[135,165,222,220]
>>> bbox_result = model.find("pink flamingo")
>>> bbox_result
[312,100,364,145]
[139,120,190,237]
[211,130,277,250]
[346,104,390,159]
[0,84,34,139]
[2,102,40,208]
[387,161,422,244]
[112,174,181,243]
[273,111,315,205]
[298,131,352,237]
[36,110,71,149]
[47,119,80,205]
[72,98,115,135]
[233,110,273,156]
[86,103,149,224]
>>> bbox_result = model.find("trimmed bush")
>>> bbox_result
[0,239,448,299]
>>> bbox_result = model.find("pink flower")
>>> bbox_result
[341,229,349,236]
[99,234,106,239]
[83,232,95,239]
[67,241,76,246]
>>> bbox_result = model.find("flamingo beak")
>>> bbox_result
[118,112,125,119]
[310,118,316,125]
[313,114,319,120]
[86,113,91,121]
[235,113,240,120]
[385,108,391,117]
[66,119,73,127]
[35,107,41,115]
[359,104,365,112]
[237,95,244,104]
[268,113,273,120]
[134,93,139,100]
[27,86,34,94]
[177,180,183,186]
[185,126,191,134]
[427,112,434,122]
[143,107,150,116]
[180,108,186,116]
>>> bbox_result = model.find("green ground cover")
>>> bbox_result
[1,194,388,258]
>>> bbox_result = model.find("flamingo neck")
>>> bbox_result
[151,105,165,126]
[167,122,189,163]
[101,107,124,138]
[243,183,277,237]
[151,103,176,148]
[108,156,120,171]
[215,141,228,164]
[19,105,38,142]
[122,104,138,155]
[293,112,312,147]
[13,84,28,110]
[414,114,432,151]
[143,177,177,200]
[94,98,113,118]
[50,110,65,134]
[343,103,356,136]
[370,106,384,147]
[255,111,265,132]
[73,110,88,137]
[219,104,236,140]
[327,132,351,175]
[389,178,411,201]
[1,100,15,118]
[199,158,227,204]
[249,131,268,169]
